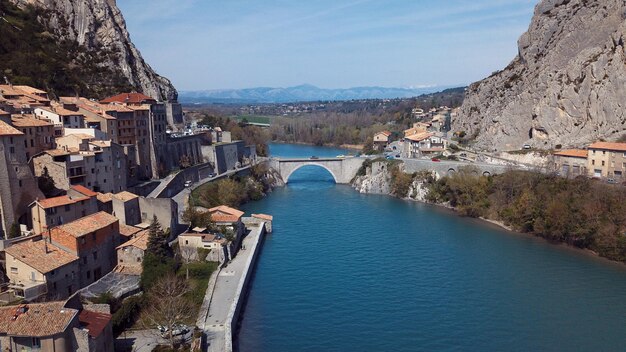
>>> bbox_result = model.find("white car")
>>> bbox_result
[184,180,192,187]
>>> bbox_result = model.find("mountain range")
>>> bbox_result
[179,84,456,104]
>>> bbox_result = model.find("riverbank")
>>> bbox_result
[351,159,626,265]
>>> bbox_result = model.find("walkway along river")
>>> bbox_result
[236,143,626,352]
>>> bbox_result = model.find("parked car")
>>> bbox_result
[523,144,531,150]
[607,178,617,184]
[159,324,189,338]
[460,153,467,157]
[209,173,216,178]
[431,158,441,162]
[310,156,319,160]
[184,180,192,187]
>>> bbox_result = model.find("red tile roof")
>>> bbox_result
[405,132,434,142]
[53,212,118,238]
[96,193,114,203]
[119,224,142,238]
[0,120,24,136]
[113,191,139,202]
[116,230,149,250]
[37,195,78,209]
[588,142,626,152]
[70,185,98,197]
[554,149,588,158]
[79,309,112,338]
[100,92,156,104]
[208,205,244,223]
[0,302,78,337]
[11,117,54,127]
[5,239,78,274]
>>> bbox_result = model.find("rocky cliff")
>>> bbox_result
[455,0,626,150]
[5,0,176,100]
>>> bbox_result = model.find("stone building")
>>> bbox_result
[34,103,85,132]
[30,185,99,234]
[116,229,149,273]
[587,142,626,179]
[0,300,114,352]
[0,121,43,239]
[111,191,141,226]
[552,149,588,177]
[11,115,56,160]
[44,212,120,288]
[178,230,228,262]
[402,131,448,158]
[4,238,80,301]
[0,85,50,114]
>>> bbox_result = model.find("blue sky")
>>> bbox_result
[118,0,537,91]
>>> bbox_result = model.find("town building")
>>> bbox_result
[34,103,85,134]
[373,131,392,150]
[44,212,120,288]
[111,191,140,226]
[206,205,245,240]
[0,120,43,239]
[30,185,99,234]
[11,115,56,160]
[402,131,448,158]
[552,149,588,177]
[115,229,149,273]
[0,85,50,114]
[0,301,114,352]
[5,238,80,301]
[178,229,228,262]
[587,142,626,179]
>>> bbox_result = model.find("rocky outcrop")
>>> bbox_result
[9,0,176,100]
[352,161,393,194]
[455,0,626,151]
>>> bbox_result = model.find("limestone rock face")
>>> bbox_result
[455,0,626,151]
[10,0,177,100]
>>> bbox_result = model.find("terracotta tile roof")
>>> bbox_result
[588,142,626,152]
[113,191,139,202]
[79,309,111,338]
[208,205,244,223]
[11,117,53,127]
[100,92,156,104]
[70,185,98,197]
[119,224,142,238]
[125,104,151,111]
[0,302,78,337]
[101,104,134,113]
[0,85,25,96]
[53,211,118,238]
[375,131,391,137]
[117,229,149,250]
[96,193,114,203]
[252,213,273,221]
[554,149,588,158]
[0,120,24,136]
[405,132,434,142]
[5,239,78,274]
[38,106,81,116]
[13,85,47,95]
[37,195,79,209]
[44,149,71,156]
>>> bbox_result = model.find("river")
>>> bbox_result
[238,143,626,351]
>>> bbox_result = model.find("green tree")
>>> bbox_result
[8,222,21,239]
[38,166,56,197]
[146,216,171,259]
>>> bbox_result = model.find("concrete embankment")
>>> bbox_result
[201,221,266,352]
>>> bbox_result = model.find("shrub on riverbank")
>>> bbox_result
[386,167,626,263]
[191,167,274,209]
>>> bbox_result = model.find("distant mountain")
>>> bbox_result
[179,84,455,104]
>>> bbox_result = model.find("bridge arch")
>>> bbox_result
[283,162,339,183]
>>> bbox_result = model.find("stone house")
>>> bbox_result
[30,185,99,234]
[34,104,85,132]
[112,191,141,226]
[5,238,80,301]
[587,142,626,179]
[552,149,588,177]
[0,85,50,114]
[0,120,43,239]
[0,301,114,352]
[207,205,245,250]
[178,229,229,262]
[44,212,120,288]
[11,115,56,160]
[402,131,448,158]
[115,229,149,273]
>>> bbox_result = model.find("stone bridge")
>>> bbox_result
[269,157,365,184]
[270,157,531,184]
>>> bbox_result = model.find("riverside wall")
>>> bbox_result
[224,222,267,352]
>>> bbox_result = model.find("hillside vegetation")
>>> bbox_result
[0,0,134,98]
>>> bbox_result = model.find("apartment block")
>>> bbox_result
[587,142,626,179]
[30,185,99,234]
[5,238,80,301]
[44,212,120,288]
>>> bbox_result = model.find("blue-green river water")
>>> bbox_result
[238,143,626,351]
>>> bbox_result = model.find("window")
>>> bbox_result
[18,180,22,187]
[592,160,596,165]
[9,147,14,154]
[602,161,605,166]
[32,337,41,348]
[82,256,87,264]
[50,269,56,276]
[137,257,141,262]
[65,204,71,212]
[86,271,91,279]
[10,267,17,274]
[81,237,86,245]
[92,233,96,241]
[93,251,98,260]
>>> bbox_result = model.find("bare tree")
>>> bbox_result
[143,275,194,349]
